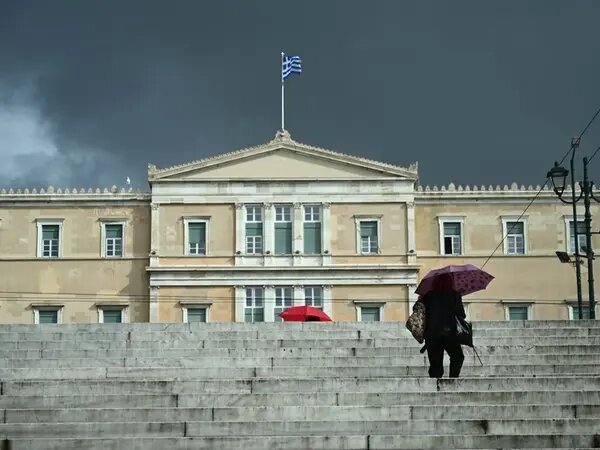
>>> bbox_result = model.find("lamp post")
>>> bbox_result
[547,137,599,319]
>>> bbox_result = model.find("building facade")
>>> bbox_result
[0,131,598,324]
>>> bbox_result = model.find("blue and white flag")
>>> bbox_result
[282,55,302,80]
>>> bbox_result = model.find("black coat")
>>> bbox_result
[420,290,466,338]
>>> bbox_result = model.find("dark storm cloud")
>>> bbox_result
[1,0,600,189]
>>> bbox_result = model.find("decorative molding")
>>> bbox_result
[148,131,418,180]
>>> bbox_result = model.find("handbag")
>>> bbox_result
[455,315,473,347]
[455,315,483,366]
[406,301,426,344]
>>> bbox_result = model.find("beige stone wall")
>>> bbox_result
[158,204,235,259]
[330,203,407,256]
[415,200,600,320]
[0,204,150,258]
[157,286,235,322]
[415,201,600,255]
[0,203,150,323]
[332,285,408,321]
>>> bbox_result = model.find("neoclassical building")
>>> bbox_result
[0,131,597,324]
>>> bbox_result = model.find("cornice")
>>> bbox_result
[0,186,151,203]
[149,130,418,181]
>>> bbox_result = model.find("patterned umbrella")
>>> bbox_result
[415,264,494,296]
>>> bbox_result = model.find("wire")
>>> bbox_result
[587,145,600,164]
[480,105,600,270]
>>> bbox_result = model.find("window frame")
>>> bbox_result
[245,205,264,255]
[566,301,596,320]
[274,205,293,255]
[502,302,533,321]
[32,304,64,324]
[303,205,322,255]
[274,286,293,321]
[181,302,212,323]
[100,220,126,258]
[501,216,527,256]
[564,217,588,255]
[438,217,464,256]
[36,219,64,258]
[354,216,382,255]
[304,286,323,309]
[183,217,210,256]
[354,301,385,322]
[245,287,264,322]
[96,304,129,323]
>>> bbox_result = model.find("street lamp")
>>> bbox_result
[547,137,599,319]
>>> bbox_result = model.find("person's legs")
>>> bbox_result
[425,337,444,378]
[445,339,465,378]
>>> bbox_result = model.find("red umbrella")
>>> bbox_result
[279,306,332,322]
[416,264,494,296]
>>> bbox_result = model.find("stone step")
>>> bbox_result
[4,390,598,409]
[7,404,600,423]
[4,376,599,396]
[3,353,599,369]
[2,327,598,342]
[8,436,600,450]
[1,418,598,438]
[6,336,600,350]
[17,344,598,360]
[1,363,598,380]
[0,320,596,332]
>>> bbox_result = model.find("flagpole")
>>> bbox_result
[281,51,285,131]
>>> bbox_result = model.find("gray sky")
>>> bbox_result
[1,0,600,190]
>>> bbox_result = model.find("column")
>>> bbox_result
[149,286,159,323]
[264,285,275,322]
[234,286,246,322]
[264,203,274,255]
[321,202,332,265]
[406,201,416,264]
[235,203,245,257]
[322,285,333,318]
[293,203,303,255]
[293,285,305,306]
[150,203,160,266]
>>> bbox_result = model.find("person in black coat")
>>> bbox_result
[419,273,467,378]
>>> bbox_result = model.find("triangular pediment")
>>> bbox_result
[149,131,418,181]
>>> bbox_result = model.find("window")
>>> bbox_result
[504,304,531,321]
[245,287,264,322]
[186,221,207,256]
[355,302,385,322]
[245,206,263,254]
[568,220,587,254]
[102,222,124,258]
[274,287,293,321]
[98,306,128,323]
[274,206,292,254]
[360,307,381,322]
[186,308,207,323]
[503,219,525,255]
[355,218,380,254]
[181,303,211,323]
[568,303,594,320]
[439,219,463,256]
[37,220,63,258]
[33,306,63,324]
[304,206,322,254]
[305,287,323,308]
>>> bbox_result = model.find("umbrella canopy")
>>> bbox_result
[279,306,332,322]
[416,264,494,296]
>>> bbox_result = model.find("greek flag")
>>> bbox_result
[282,55,302,80]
